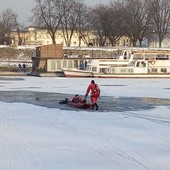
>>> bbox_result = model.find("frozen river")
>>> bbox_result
[0,77,170,170]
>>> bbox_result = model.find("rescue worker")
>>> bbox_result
[71,94,83,103]
[84,80,100,110]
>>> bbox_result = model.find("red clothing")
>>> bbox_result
[85,83,100,104]
[71,95,83,103]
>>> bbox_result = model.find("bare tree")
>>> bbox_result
[74,1,91,46]
[89,5,108,46]
[13,19,26,45]
[0,9,18,44]
[149,0,170,47]
[60,0,78,46]
[88,2,125,47]
[31,0,75,44]
[107,1,125,46]
[123,0,152,47]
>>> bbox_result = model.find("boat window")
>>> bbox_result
[161,68,167,73]
[92,67,97,72]
[136,62,140,67]
[99,68,106,73]
[120,68,126,73]
[136,61,146,67]
[56,60,61,69]
[111,68,115,73]
[68,60,72,68]
[124,51,127,59]
[80,60,85,70]
[105,68,110,73]
[128,68,134,73]
[156,55,169,60]
[133,54,144,60]
[74,60,78,68]
[63,60,67,67]
[51,60,56,70]
[141,61,146,67]
[151,68,157,73]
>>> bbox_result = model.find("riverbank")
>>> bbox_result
[0,71,65,77]
[0,71,28,76]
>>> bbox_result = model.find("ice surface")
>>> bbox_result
[0,77,169,170]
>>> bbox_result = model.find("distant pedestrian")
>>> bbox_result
[22,63,26,72]
[18,64,22,72]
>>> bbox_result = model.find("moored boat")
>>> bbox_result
[63,48,170,78]
[40,47,170,78]
[87,51,170,78]
[92,59,170,78]
[63,50,133,77]
[63,68,94,77]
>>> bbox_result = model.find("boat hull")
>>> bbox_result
[63,70,94,78]
[93,73,170,78]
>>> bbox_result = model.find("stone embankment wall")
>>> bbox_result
[0,47,35,71]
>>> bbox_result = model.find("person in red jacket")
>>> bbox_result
[84,80,100,110]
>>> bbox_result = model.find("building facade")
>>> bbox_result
[10,26,130,47]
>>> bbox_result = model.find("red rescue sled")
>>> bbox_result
[68,101,92,109]
[59,98,92,109]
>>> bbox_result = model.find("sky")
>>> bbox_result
[0,77,170,170]
[0,0,111,25]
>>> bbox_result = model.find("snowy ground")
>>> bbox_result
[0,77,170,170]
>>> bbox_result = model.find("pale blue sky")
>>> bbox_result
[0,0,111,25]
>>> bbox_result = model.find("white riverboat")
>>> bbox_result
[63,50,132,77]
[63,48,170,78]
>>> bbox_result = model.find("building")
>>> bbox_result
[10,26,131,47]
[32,44,63,73]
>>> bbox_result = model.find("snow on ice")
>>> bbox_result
[0,77,170,170]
